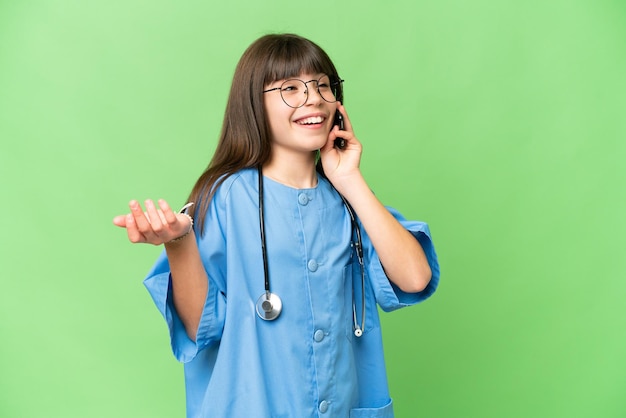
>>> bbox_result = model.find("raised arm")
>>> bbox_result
[320,104,432,293]
[113,199,208,340]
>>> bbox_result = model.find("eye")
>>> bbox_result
[317,76,332,90]
[281,80,303,93]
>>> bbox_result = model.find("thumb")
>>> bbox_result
[112,215,128,227]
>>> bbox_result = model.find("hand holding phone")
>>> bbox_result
[333,110,346,149]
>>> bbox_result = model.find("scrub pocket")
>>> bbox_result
[350,399,394,418]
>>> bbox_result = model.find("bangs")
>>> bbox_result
[261,37,338,85]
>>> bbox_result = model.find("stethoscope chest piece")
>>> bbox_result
[256,291,282,321]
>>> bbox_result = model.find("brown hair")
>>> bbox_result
[187,34,342,235]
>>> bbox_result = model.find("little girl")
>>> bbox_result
[114,33,439,418]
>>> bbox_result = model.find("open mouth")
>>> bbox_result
[295,115,326,126]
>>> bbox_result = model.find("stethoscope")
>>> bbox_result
[255,167,366,337]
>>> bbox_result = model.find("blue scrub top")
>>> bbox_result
[144,168,440,418]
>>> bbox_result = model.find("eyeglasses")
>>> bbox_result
[263,75,344,108]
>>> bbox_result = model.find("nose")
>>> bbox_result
[304,82,323,105]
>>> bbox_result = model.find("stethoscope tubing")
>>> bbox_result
[256,167,365,336]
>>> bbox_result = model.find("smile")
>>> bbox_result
[295,116,325,125]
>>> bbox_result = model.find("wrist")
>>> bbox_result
[331,171,366,198]
[167,213,194,244]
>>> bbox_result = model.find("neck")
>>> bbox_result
[262,151,318,189]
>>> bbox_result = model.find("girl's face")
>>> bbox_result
[264,72,338,156]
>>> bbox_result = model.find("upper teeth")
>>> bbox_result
[297,116,323,125]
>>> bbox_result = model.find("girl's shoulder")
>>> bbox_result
[212,167,257,201]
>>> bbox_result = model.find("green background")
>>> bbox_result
[1,0,625,417]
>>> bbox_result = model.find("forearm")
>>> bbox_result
[164,232,209,341]
[336,173,432,293]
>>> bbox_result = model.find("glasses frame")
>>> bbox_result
[263,75,344,108]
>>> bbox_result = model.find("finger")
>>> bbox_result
[157,209,167,225]
[145,199,165,234]
[322,127,340,153]
[158,199,179,224]
[328,123,355,149]
[326,123,338,142]
[129,200,150,228]
[125,213,147,243]
[129,200,156,240]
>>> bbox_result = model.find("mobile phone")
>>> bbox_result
[333,110,346,149]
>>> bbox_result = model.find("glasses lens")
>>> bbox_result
[280,79,307,108]
[278,76,342,107]
[317,75,338,103]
